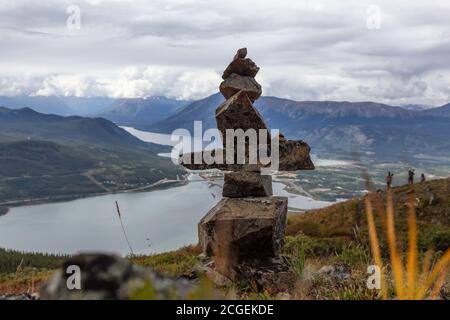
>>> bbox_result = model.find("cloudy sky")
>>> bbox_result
[0,0,449,106]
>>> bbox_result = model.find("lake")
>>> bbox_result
[0,128,334,255]
[0,175,330,256]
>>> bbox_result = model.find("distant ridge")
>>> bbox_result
[421,103,450,117]
[97,96,190,128]
[0,95,72,115]
[0,106,145,147]
[0,95,115,116]
[148,93,450,159]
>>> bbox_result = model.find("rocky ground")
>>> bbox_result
[0,293,37,300]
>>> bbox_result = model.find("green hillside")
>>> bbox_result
[0,107,185,205]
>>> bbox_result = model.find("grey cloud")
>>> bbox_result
[0,0,449,105]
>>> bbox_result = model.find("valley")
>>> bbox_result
[287,152,450,202]
[1,93,449,209]
[0,96,448,299]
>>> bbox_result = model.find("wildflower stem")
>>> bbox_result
[115,201,135,256]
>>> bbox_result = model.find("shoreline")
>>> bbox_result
[0,207,9,216]
[0,179,188,213]
[0,176,333,256]
[0,173,341,217]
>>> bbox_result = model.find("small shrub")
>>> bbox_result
[131,246,200,277]
[293,221,323,237]
[334,243,369,268]
[284,233,346,257]
[290,245,305,278]
[0,248,67,274]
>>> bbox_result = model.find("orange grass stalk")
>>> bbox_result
[365,185,450,300]
[416,249,433,296]
[415,249,450,299]
[430,266,448,299]
[365,195,387,299]
[385,191,405,299]
[406,190,418,299]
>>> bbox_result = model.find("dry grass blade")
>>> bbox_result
[416,249,433,297]
[362,167,449,300]
[373,192,388,231]
[365,195,387,299]
[430,266,448,299]
[416,248,450,299]
[406,190,418,299]
[115,200,135,256]
[385,191,405,299]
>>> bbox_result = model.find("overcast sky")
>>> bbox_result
[0,0,449,106]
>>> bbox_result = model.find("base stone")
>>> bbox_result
[234,257,296,292]
[198,197,287,279]
[223,172,273,198]
[197,256,296,293]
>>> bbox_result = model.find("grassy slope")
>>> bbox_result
[282,178,450,299]
[287,178,450,253]
[0,249,68,294]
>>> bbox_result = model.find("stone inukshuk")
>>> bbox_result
[181,48,315,291]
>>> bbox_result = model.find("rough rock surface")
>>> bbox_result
[316,263,351,282]
[180,139,315,172]
[234,256,296,292]
[222,58,259,79]
[216,91,268,138]
[0,294,37,300]
[219,74,262,102]
[277,134,315,171]
[233,47,247,60]
[222,54,259,79]
[179,149,261,172]
[196,256,295,293]
[223,171,272,198]
[215,91,271,170]
[179,149,228,171]
[40,253,195,300]
[195,260,233,288]
[198,197,287,278]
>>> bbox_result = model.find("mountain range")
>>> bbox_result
[147,93,450,160]
[421,103,450,118]
[96,96,190,127]
[0,95,190,123]
[0,95,115,116]
[1,93,450,162]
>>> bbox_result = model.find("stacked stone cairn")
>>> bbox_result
[181,48,315,292]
